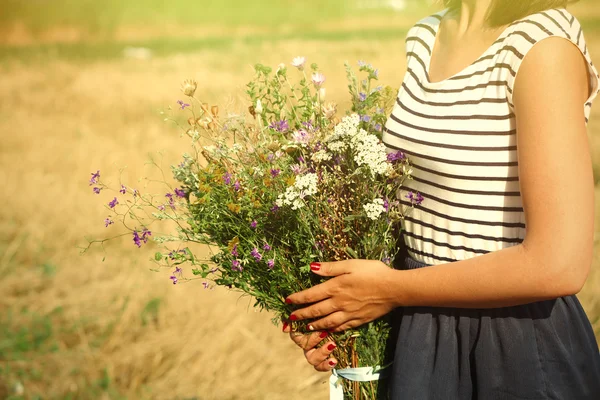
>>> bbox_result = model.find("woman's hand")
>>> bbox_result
[285,260,399,332]
[282,322,338,372]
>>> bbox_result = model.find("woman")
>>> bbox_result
[283,0,600,398]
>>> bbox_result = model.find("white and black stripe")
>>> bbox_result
[384,7,600,265]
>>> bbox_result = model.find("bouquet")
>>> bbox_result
[85,58,423,399]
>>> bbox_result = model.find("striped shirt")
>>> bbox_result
[382,7,600,265]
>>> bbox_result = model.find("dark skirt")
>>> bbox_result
[389,256,600,400]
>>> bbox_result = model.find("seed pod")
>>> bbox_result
[211,105,219,118]
[201,103,209,113]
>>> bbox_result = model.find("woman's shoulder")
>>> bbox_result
[505,8,587,45]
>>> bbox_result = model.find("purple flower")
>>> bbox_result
[270,204,280,213]
[175,266,183,274]
[104,218,113,227]
[170,275,178,285]
[374,123,382,132]
[269,120,290,133]
[233,180,241,191]
[270,169,280,178]
[263,243,271,251]
[359,92,367,102]
[93,187,102,194]
[89,170,100,185]
[165,193,175,209]
[119,185,127,194]
[158,204,165,211]
[232,259,243,272]
[133,231,142,248]
[202,282,210,289]
[406,191,424,206]
[302,121,315,131]
[231,244,239,257]
[382,256,391,266]
[174,188,186,198]
[387,150,406,163]
[133,189,139,198]
[108,197,118,208]
[373,69,379,79]
[267,259,275,269]
[357,60,369,68]
[267,153,275,162]
[250,220,258,229]
[360,115,371,123]
[251,248,262,262]
[177,100,190,110]
[383,199,390,212]
[297,156,305,164]
[223,172,232,185]
[133,228,152,248]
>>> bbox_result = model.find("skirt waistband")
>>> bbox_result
[402,256,431,270]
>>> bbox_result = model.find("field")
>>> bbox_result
[1,1,599,399]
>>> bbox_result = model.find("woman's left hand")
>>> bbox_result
[285,260,400,332]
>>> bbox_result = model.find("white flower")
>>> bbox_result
[327,140,345,152]
[363,198,386,220]
[291,56,306,70]
[312,72,326,88]
[255,99,263,115]
[276,63,286,74]
[354,133,389,175]
[276,172,318,210]
[312,150,332,162]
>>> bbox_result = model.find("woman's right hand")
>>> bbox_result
[283,321,338,372]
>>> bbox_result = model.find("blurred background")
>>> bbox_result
[0,0,599,399]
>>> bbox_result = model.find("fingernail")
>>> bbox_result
[308,324,315,331]
[319,331,328,339]
[327,343,336,351]
[282,322,289,332]
[289,314,297,321]
[285,298,292,304]
[328,360,337,367]
[310,262,321,271]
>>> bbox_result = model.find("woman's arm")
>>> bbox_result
[287,37,595,332]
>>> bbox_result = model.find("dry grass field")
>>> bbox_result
[1,1,599,399]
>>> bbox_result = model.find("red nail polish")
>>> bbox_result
[327,343,336,351]
[328,360,337,367]
[282,322,289,332]
[319,331,328,339]
[310,262,321,271]
[285,298,292,304]
[289,314,297,321]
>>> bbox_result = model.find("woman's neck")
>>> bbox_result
[452,0,496,33]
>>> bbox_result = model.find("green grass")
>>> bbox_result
[0,0,420,34]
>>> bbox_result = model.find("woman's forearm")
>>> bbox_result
[390,243,590,309]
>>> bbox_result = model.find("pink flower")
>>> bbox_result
[312,72,326,88]
[291,56,306,70]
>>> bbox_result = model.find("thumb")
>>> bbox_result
[310,260,352,277]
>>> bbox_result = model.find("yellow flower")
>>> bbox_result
[227,237,240,252]
[227,203,241,213]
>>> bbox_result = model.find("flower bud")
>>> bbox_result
[267,141,280,152]
[181,79,197,97]
[255,99,263,115]
[322,102,337,120]
[211,105,219,118]
[188,117,196,126]
[201,103,209,113]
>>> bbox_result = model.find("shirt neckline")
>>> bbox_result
[424,8,515,87]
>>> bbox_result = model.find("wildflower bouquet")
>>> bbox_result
[86,59,422,399]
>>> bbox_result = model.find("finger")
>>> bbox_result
[331,319,363,333]
[286,280,334,305]
[304,341,337,366]
[290,299,338,321]
[309,260,354,277]
[315,357,338,372]
[305,312,349,332]
[290,330,329,350]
